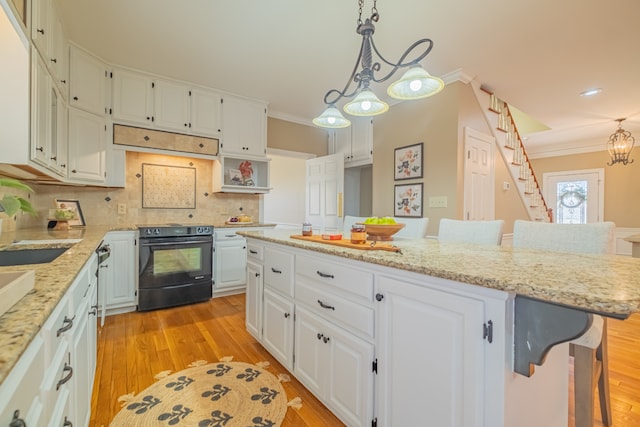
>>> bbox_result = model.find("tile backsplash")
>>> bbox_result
[3,151,260,231]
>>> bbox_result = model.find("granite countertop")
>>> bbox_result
[240,229,640,318]
[0,222,275,385]
[0,225,135,385]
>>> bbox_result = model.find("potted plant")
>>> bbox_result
[0,177,36,217]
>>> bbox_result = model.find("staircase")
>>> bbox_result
[471,82,552,222]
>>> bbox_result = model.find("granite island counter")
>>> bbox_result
[240,229,640,427]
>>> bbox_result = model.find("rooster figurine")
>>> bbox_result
[238,160,254,186]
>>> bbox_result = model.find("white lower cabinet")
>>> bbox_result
[99,231,137,316]
[245,238,520,427]
[262,287,295,371]
[0,252,98,427]
[375,274,487,426]
[295,306,374,427]
[246,256,263,340]
[213,230,247,295]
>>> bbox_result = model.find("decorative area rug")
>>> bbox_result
[110,358,301,427]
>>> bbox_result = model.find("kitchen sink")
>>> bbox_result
[0,247,69,266]
[0,270,35,317]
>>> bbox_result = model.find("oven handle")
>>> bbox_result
[140,239,211,247]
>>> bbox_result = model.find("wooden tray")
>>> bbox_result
[290,235,401,253]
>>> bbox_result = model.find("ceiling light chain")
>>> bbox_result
[606,118,635,166]
[313,0,444,129]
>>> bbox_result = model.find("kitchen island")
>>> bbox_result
[240,229,640,427]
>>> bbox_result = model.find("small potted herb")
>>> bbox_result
[0,178,36,217]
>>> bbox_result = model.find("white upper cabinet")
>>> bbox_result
[31,0,50,59]
[153,78,190,133]
[329,117,373,167]
[111,68,222,139]
[111,67,154,125]
[220,95,267,157]
[31,0,69,96]
[190,87,222,137]
[67,107,106,183]
[69,45,107,116]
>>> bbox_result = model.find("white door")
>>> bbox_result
[305,154,344,232]
[464,127,495,220]
[543,168,604,223]
[245,259,263,339]
[214,238,247,290]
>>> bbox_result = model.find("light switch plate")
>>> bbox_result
[429,196,448,208]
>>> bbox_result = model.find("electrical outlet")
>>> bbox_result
[429,196,448,208]
[118,203,127,215]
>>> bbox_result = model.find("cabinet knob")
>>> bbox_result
[9,410,26,427]
[184,123,188,127]
[37,28,44,34]
[317,333,323,340]
[61,79,66,84]
[255,272,260,277]
[284,312,290,319]
[36,146,44,152]
[323,336,330,343]
[375,293,384,302]
[73,96,78,101]
[51,58,57,64]
[50,156,57,161]
[71,169,77,173]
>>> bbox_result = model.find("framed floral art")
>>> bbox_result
[394,183,423,217]
[394,142,423,180]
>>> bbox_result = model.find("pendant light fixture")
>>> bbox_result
[606,118,635,166]
[313,0,444,128]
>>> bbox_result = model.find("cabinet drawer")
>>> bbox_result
[264,247,294,297]
[0,335,45,427]
[42,294,72,360]
[296,278,374,339]
[296,254,374,302]
[247,242,264,261]
[68,264,91,315]
[41,341,71,421]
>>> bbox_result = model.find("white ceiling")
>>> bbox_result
[56,0,640,154]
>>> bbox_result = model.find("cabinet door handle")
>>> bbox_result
[323,336,330,343]
[317,300,335,311]
[37,28,44,34]
[375,293,384,302]
[317,333,323,340]
[89,305,98,316]
[50,156,57,161]
[63,416,73,427]
[73,96,78,101]
[271,267,282,274]
[61,79,66,84]
[249,249,258,254]
[36,146,44,152]
[10,410,26,427]
[57,315,76,336]
[284,312,290,318]
[50,58,57,64]
[56,363,73,390]
[255,272,260,277]
[316,270,334,279]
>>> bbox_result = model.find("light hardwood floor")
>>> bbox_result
[91,294,640,427]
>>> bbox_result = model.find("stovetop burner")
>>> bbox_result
[138,224,214,238]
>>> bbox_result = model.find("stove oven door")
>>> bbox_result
[138,235,213,310]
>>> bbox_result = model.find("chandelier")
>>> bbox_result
[606,118,635,166]
[312,0,444,128]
